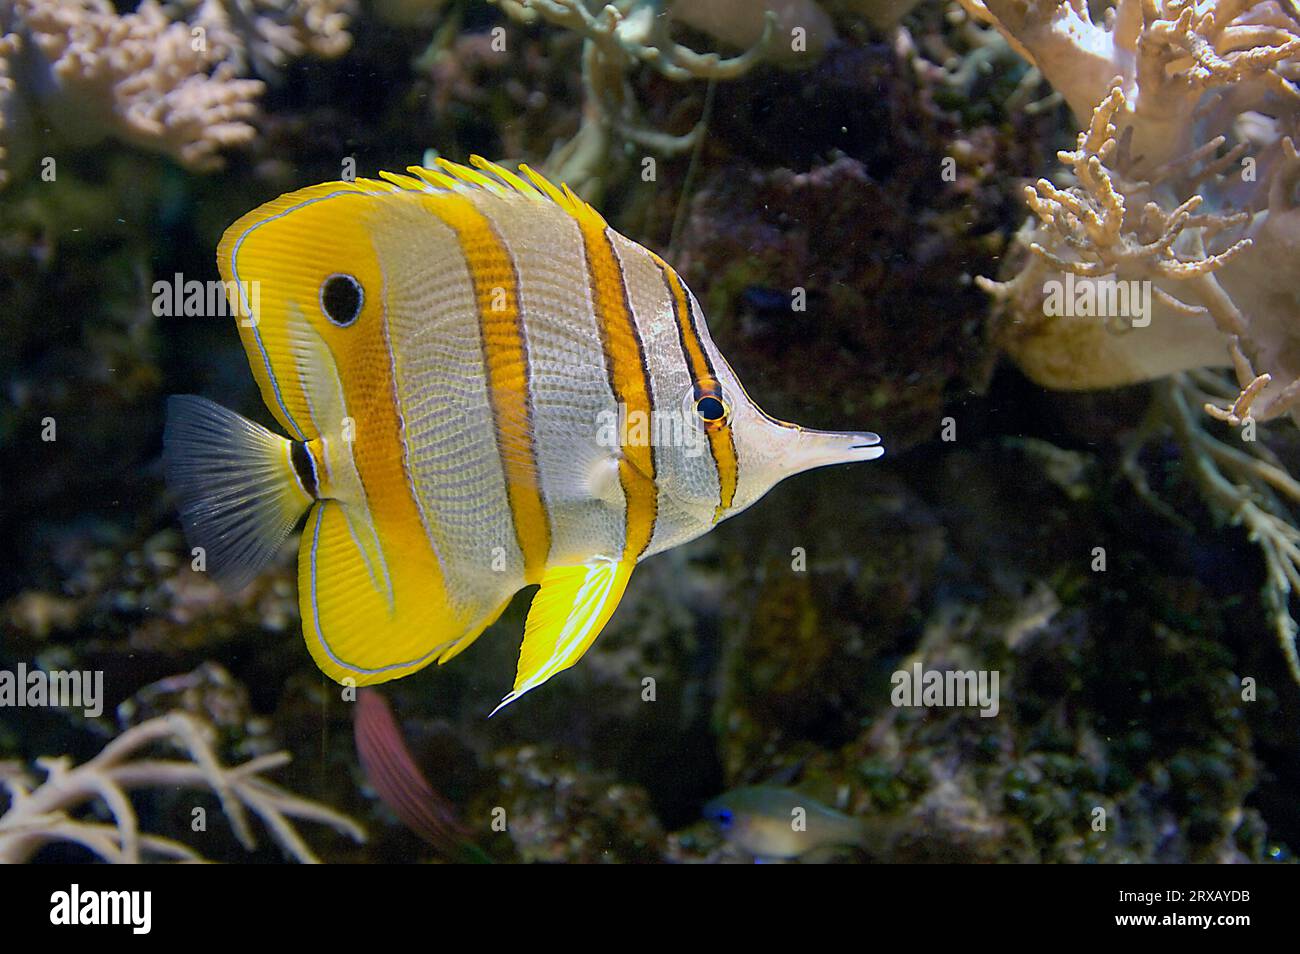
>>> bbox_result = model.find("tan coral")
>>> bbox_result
[966,0,1300,678]
[170,0,355,77]
[0,0,355,186]
[2,0,263,179]
[957,0,1300,171]
[960,0,1300,423]
[982,82,1256,390]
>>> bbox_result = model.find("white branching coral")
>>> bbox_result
[493,0,929,195]
[0,0,354,186]
[0,711,365,863]
[1160,372,1300,681]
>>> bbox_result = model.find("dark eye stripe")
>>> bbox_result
[654,257,738,523]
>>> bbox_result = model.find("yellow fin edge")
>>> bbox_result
[361,155,606,229]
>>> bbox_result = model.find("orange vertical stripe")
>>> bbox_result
[652,254,738,524]
[579,224,658,560]
[424,193,551,581]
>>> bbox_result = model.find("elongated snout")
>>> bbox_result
[778,426,884,475]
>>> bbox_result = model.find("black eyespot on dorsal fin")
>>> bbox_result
[290,441,319,499]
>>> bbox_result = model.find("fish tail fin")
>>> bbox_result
[163,394,313,590]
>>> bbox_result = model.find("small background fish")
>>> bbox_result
[703,785,891,862]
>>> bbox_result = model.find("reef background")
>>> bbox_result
[1,0,1297,863]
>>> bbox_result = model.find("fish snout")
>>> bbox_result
[780,426,885,474]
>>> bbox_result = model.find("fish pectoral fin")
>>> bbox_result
[586,454,624,506]
[491,559,635,715]
[284,301,347,434]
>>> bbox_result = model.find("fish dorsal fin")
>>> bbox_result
[375,155,608,230]
[491,560,635,715]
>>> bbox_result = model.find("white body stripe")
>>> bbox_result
[486,195,629,567]
[367,200,525,614]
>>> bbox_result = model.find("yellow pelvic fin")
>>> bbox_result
[491,560,635,715]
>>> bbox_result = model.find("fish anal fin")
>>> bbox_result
[491,560,634,715]
[301,501,465,686]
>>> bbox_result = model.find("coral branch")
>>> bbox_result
[971,1,1300,681]
[0,712,364,863]
[491,0,781,197]
[1015,84,1254,297]
[975,1,1300,415]
[168,1,355,78]
[1161,375,1300,682]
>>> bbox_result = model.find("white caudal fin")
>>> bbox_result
[163,395,313,591]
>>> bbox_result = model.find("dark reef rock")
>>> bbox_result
[662,36,1053,452]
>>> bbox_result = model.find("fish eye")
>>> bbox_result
[716,809,734,829]
[320,273,364,327]
[696,395,726,422]
[692,388,731,427]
